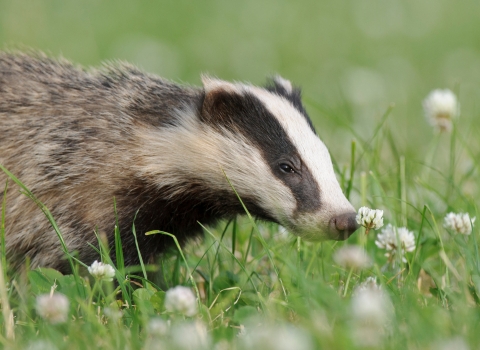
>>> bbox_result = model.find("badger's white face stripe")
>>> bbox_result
[245,86,355,238]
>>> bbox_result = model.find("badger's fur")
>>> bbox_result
[0,53,358,272]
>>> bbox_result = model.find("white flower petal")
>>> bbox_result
[88,260,116,281]
[164,286,198,317]
[375,224,415,262]
[333,245,371,270]
[36,293,69,324]
[356,207,384,230]
[444,212,475,235]
[350,286,393,347]
[171,321,210,350]
[423,89,459,132]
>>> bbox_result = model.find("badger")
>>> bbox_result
[0,53,358,273]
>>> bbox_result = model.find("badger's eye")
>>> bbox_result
[279,163,295,173]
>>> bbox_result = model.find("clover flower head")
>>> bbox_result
[333,245,371,270]
[26,340,59,350]
[35,293,70,324]
[423,89,459,132]
[240,323,314,350]
[444,212,476,235]
[351,287,390,325]
[437,337,470,350]
[164,285,197,317]
[147,318,169,337]
[171,321,210,350]
[350,285,393,347]
[88,260,116,282]
[353,277,382,296]
[375,224,415,263]
[103,307,123,322]
[356,207,384,232]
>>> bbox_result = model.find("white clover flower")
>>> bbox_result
[356,207,384,234]
[88,260,116,282]
[170,321,211,350]
[350,286,393,347]
[27,340,59,350]
[353,276,382,296]
[240,324,313,350]
[437,337,470,350]
[423,89,460,132]
[147,318,169,337]
[103,307,123,322]
[35,293,70,324]
[444,212,476,235]
[375,224,415,263]
[351,288,391,326]
[164,285,197,317]
[144,318,170,350]
[333,245,372,270]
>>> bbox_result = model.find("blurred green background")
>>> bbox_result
[1,0,479,161]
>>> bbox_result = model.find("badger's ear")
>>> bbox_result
[201,75,242,123]
[266,75,307,112]
[267,75,294,95]
[201,75,238,95]
[265,75,305,104]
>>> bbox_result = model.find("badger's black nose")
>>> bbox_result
[330,212,359,240]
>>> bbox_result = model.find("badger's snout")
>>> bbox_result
[329,212,359,240]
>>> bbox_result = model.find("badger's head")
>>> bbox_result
[196,76,358,241]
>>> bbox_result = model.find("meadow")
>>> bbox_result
[1,1,480,349]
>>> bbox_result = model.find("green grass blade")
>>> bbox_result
[91,230,133,306]
[1,179,8,280]
[400,156,407,227]
[232,217,237,265]
[198,222,260,296]
[346,139,356,199]
[145,230,202,308]
[113,197,125,277]
[354,104,394,167]
[212,219,232,273]
[220,168,288,302]
[131,211,147,282]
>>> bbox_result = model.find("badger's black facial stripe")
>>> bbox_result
[201,89,321,213]
[265,80,316,134]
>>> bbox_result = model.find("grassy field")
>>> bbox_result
[1,1,480,349]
